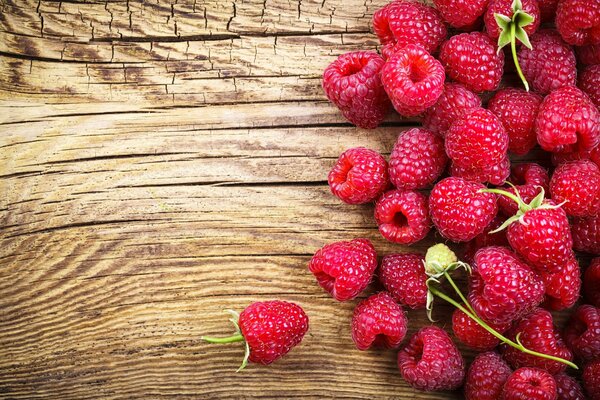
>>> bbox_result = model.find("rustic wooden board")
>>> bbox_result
[0,0,576,399]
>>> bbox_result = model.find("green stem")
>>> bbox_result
[201,333,244,344]
[428,286,578,370]
[511,22,529,91]
[444,271,476,316]
[481,188,523,207]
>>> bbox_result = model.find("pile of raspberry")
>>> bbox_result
[315,0,600,398]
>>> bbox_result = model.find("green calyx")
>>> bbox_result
[494,0,535,91]
[201,309,251,372]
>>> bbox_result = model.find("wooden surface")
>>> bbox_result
[1,0,574,398]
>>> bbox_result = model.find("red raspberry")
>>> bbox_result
[374,189,431,245]
[469,246,545,325]
[556,0,600,46]
[372,1,447,53]
[518,30,577,95]
[550,160,600,217]
[583,359,600,400]
[439,32,504,93]
[433,0,488,29]
[463,215,510,264]
[484,0,541,41]
[465,352,512,400]
[388,128,447,190]
[488,88,543,156]
[554,373,586,400]
[453,308,511,351]
[584,258,600,308]
[322,52,391,129]
[538,0,560,22]
[572,216,600,255]
[429,177,499,242]
[501,367,558,400]
[564,304,600,362]
[450,156,510,186]
[578,64,600,108]
[502,308,574,374]
[308,238,377,301]
[380,44,445,117]
[506,200,574,274]
[328,147,389,205]
[397,326,465,391]
[576,43,600,66]
[422,83,482,137]
[498,163,550,217]
[446,108,509,170]
[552,145,600,168]
[351,292,407,351]
[379,253,428,309]
[202,300,308,368]
[536,85,600,154]
[540,257,581,311]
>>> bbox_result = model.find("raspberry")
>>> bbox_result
[397,326,465,391]
[380,44,445,117]
[556,0,600,46]
[463,215,510,264]
[433,0,488,29]
[440,32,504,93]
[446,108,509,170]
[501,367,558,400]
[502,308,574,374]
[465,352,512,400]
[450,156,510,185]
[322,51,391,129]
[554,373,586,400]
[583,359,600,400]
[578,64,600,108]
[552,145,600,168]
[572,217,600,255]
[584,258,600,307]
[563,304,600,362]
[379,253,428,309]
[372,1,447,53]
[429,177,498,242]
[484,0,541,41]
[452,308,511,351]
[308,238,377,301]
[351,292,407,351]
[498,163,550,217]
[535,85,600,154]
[488,88,543,156]
[550,160,600,217]
[422,83,482,137]
[388,128,447,190]
[540,257,581,311]
[576,43,600,66]
[328,147,389,205]
[518,30,577,95]
[538,0,560,22]
[374,189,431,245]
[469,246,545,325]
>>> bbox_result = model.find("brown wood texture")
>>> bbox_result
[0,0,576,399]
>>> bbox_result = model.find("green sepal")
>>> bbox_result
[498,29,512,51]
[201,309,251,372]
[495,13,511,31]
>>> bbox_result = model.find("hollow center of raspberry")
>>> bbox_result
[408,62,428,84]
[340,61,364,77]
[528,378,541,387]
[392,212,407,227]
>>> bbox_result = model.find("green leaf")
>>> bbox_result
[515,10,535,28]
[494,13,511,31]
[512,0,523,12]
[515,27,533,49]
[498,30,512,50]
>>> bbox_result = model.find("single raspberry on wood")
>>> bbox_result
[501,367,558,400]
[583,359,600,400]
[576,43,600,66]
[450,157,510,186]
[372,0,447,53]
[465,352,512,400]
[502,308,574,375]
[351,292,407,351]
[439,32,504,92]
[563,304,600,362]
[497,163,550,217]
[578,64,600,108]
[388,128,447,190]
[550,160,600,218]
[422,83,481,137]
[429,177,498,242]
[453,307,511,351]
[328,147,389,205]
[556,0,600,46]
[433,0,488,29]
[540,257,581,311]
[554,373,586,400]
[374,189,431,245]
[397,326,465,391]
[308,238,377,301]
[518,30,577,95]
[585,258,600,308]
[572,217,600,255]
[380,44,445,117]
[469,246,545,325]
[322,51,391,129]
[379,253,428,309]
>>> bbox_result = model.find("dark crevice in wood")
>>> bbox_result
[27,152,195,166]
[114,180,328,189]
[4,219,153,239]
